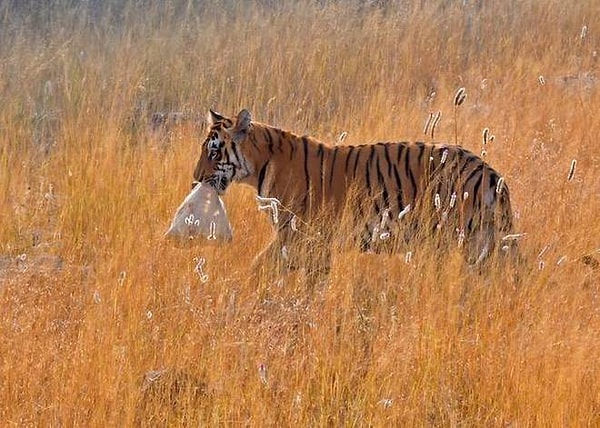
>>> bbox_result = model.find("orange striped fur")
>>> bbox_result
[193,109,514,275]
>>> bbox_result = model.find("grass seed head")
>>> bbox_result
[430,111,441,139]
[423,112,434,135]
[501,233,527,241]
[441,149,449,164]
[434,193,441,211]
[258,363,268,385]
[398,204,411,220]
[449,192,457,208]
[457,228,465,247]
[379,398,393,409]
[567,159,577,181]
[496,177,505,194]
[482,127,490,145]
[380,208,390,228]
[454,87,467,106]
[537,244,550,260]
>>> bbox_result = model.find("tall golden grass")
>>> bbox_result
[1,0,599,425]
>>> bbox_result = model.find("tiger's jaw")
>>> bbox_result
[197,162,236,195]
[204,175,230,195]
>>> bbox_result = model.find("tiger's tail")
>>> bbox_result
[496,184,521,261]
[498,185,513,235]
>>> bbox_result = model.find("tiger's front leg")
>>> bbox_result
[249,221,301,289]
[251,233,291,280]
[284,227,333,288]
[250,226,332,288]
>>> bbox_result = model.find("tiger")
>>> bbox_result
[192,108,514,279]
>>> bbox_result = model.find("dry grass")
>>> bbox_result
[1,0,599,425]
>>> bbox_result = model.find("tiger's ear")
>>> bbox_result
[231,109,252,142]
[207,109,225,126]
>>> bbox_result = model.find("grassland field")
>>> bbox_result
[1,0,599,425]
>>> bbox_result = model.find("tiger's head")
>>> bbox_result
[193,109,252,195]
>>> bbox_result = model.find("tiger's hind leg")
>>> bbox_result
[301,243,332,292]
[465,220,496,268]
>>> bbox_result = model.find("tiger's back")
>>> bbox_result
[249,134,510,245]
